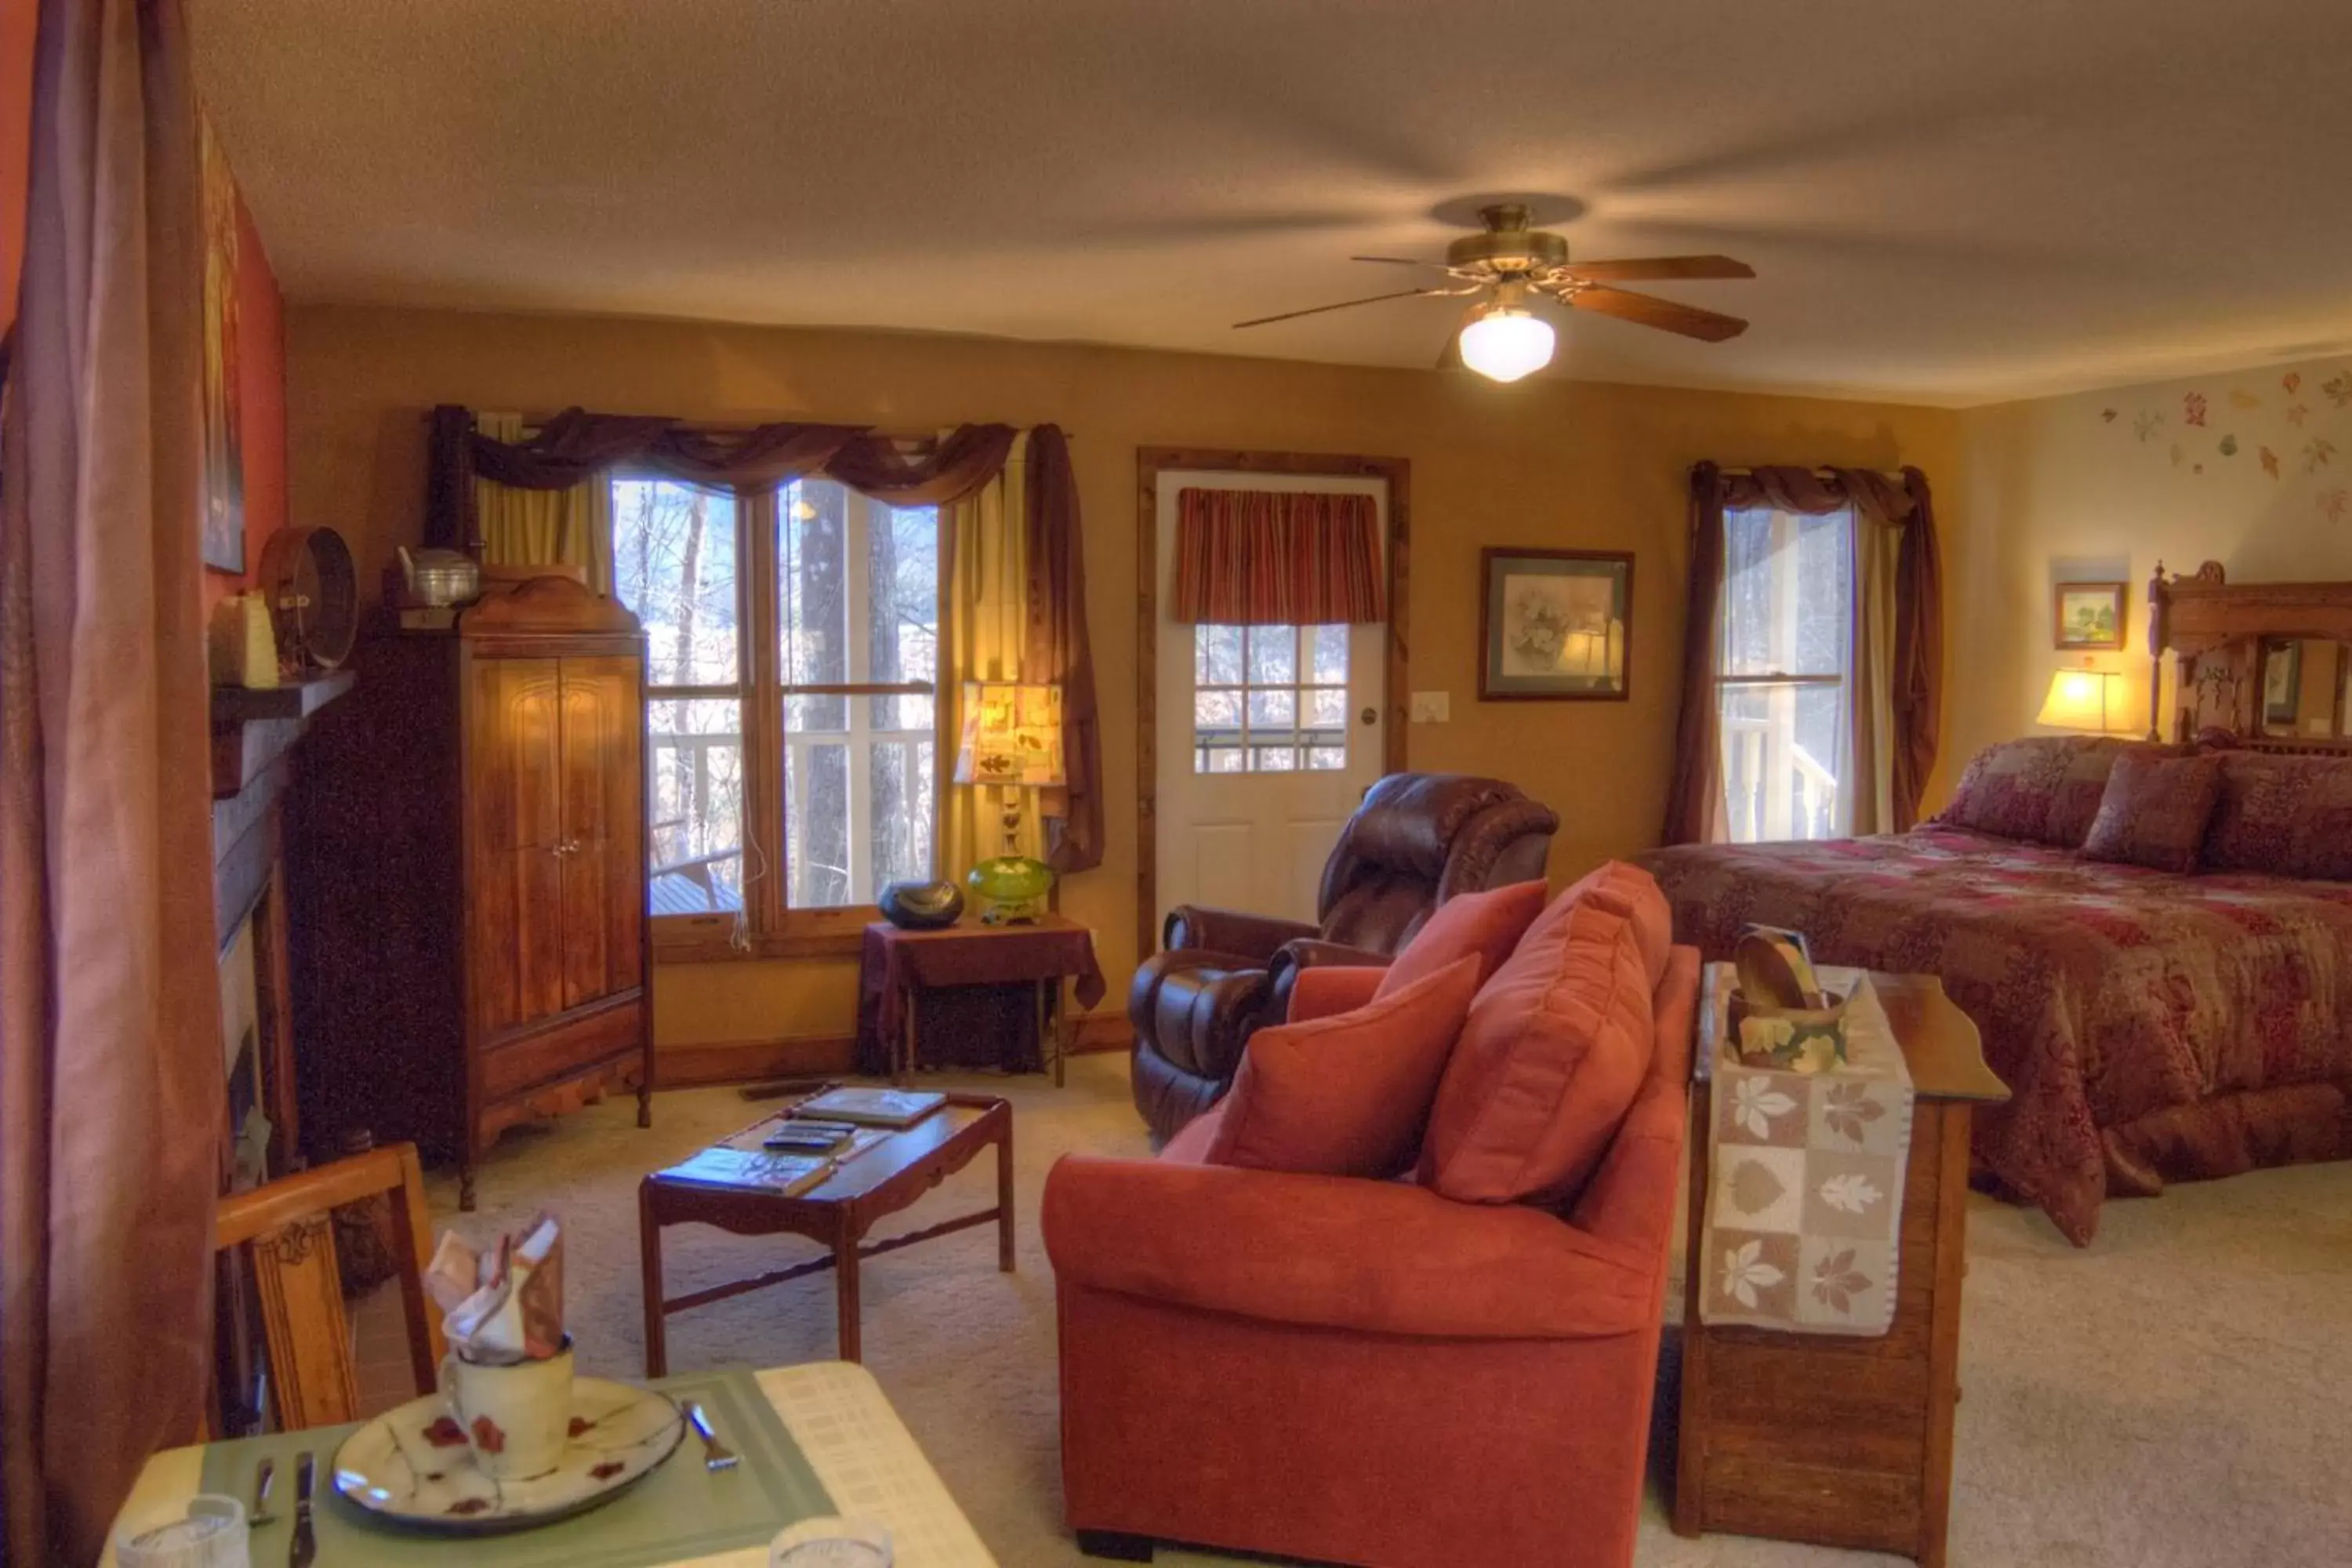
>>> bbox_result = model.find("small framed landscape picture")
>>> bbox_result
[2053,581,2126,651]
[1479,548,1634,701]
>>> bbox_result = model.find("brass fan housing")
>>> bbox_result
[1443,204,1571,277]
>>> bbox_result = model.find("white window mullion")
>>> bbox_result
[844,492,875,900]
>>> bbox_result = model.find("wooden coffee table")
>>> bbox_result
[639,1093,1014,1370]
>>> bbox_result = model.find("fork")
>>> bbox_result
[684,1399,739,1472]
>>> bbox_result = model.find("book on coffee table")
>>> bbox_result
[661,1146,834,1196]
[797,1087,947,1128]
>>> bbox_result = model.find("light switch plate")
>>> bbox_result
[1410,690,1450,724]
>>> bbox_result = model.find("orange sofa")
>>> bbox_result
[1044,942,1700,1568]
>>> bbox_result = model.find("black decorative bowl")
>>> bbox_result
[879,880,964,931]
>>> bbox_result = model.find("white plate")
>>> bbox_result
[331,1377,684,1534]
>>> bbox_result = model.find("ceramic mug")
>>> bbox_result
[439,1337,575,1480]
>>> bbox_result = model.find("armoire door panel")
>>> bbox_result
[557,657,644,1008]
[469,659,568,1033]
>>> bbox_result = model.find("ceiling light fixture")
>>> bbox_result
[1457,298,1555,383]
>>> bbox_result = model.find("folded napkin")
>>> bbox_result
[426,1212,565,1364]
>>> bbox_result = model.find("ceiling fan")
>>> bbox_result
[1232,203,1755,383]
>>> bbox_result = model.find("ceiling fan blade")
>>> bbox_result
[1232,287,1443,329]
[1566,285,1749,342]
[1351,255,1451,269]
[1559,254,1755,282]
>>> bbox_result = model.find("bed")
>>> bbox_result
[1643,562,2352,1244]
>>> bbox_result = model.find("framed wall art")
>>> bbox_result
[1478,548,1633,701]
[2053,581,2125,652]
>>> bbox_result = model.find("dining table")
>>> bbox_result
[103,1360,998,1567]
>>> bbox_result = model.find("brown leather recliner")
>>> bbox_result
[1127,773,1559,1142]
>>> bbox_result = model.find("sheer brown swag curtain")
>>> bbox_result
[425,408,1102,872]
[4,2,223,1564]
[1169,488,1387,625]
[1662,462,1944,844]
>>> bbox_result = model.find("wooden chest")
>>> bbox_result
[1675,968,2008,1566]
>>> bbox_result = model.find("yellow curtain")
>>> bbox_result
[938,432,1040,880]
[1848,515,1900,836]
[475,412,613,593]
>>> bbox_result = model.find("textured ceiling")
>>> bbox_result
[190,0,2352,407]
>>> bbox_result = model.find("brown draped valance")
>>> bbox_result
[423,406,1100,880]
[1662,462,1944,844]
[425,405,1020,552]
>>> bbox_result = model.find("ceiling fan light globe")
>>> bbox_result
[1457,309,1555,383]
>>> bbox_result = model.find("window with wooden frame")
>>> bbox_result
[612,473,943,956]
[1715,503,1855,844]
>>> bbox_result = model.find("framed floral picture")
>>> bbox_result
[2053,581,2125,651]
[1479,548,1633,701]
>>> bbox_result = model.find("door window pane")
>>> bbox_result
[647,698,743,913]
[1310,625,1349,684]
[1192,623,1352,775]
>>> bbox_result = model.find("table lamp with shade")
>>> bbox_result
[953,681,1065,924]
[2036,662,2129,733]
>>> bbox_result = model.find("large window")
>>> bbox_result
[614,474,942,946]
[1716,506,1853,842]
[1191,623,1349,773]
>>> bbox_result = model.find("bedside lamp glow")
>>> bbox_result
[2036,666,2126,732]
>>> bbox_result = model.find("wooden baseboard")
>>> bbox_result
[655,1033,856,1090]
[1069,1012,1132,1056]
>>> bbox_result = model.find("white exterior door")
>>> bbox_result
[1155,470,1388,932]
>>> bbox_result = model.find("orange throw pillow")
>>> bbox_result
[1207,956,1483,1179]
[1374,879,1550,1000]
[1419,862,1664,1207]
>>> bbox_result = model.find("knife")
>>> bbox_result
[289,1450,316,1568]
[248,1455,277,1527]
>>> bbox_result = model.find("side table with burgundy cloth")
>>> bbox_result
[856,916,1107,1082]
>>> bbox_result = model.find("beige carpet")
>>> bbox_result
[430,1055,2352,1567]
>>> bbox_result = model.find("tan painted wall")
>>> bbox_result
[1947,355,2352,777]
[285,304,1962,1046]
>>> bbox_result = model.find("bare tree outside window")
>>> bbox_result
[779,479,938,907]
[613,480,746,914]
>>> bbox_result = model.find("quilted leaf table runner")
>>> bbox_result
[1699,970,1915,1336]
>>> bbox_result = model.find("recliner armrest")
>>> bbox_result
[1042,1155,1660,1341]
[1163,905,1320,962]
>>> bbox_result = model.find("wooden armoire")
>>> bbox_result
[289,575,652,1208]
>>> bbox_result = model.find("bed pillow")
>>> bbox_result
[1206,956,1481,1179]
[2201,751,2352,880]
[1936,735,2133,847]
[2081,749,2225,873]
[1374,879,1550,1000]
[1418,863,1662,1207]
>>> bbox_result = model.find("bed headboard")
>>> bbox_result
[2148,561,2352,750]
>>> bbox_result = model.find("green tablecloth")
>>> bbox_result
[198,1367,829,1566]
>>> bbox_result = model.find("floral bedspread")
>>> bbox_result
[1639,827,2352,1243]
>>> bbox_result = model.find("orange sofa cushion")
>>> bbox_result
[1374,878,1549,1000]
[1205,956,1481,1179]
[1418,862,1664,1206]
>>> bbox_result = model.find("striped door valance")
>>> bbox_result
[1170,488,1386,625]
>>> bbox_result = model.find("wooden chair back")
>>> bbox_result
[214,1142,446,1432]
